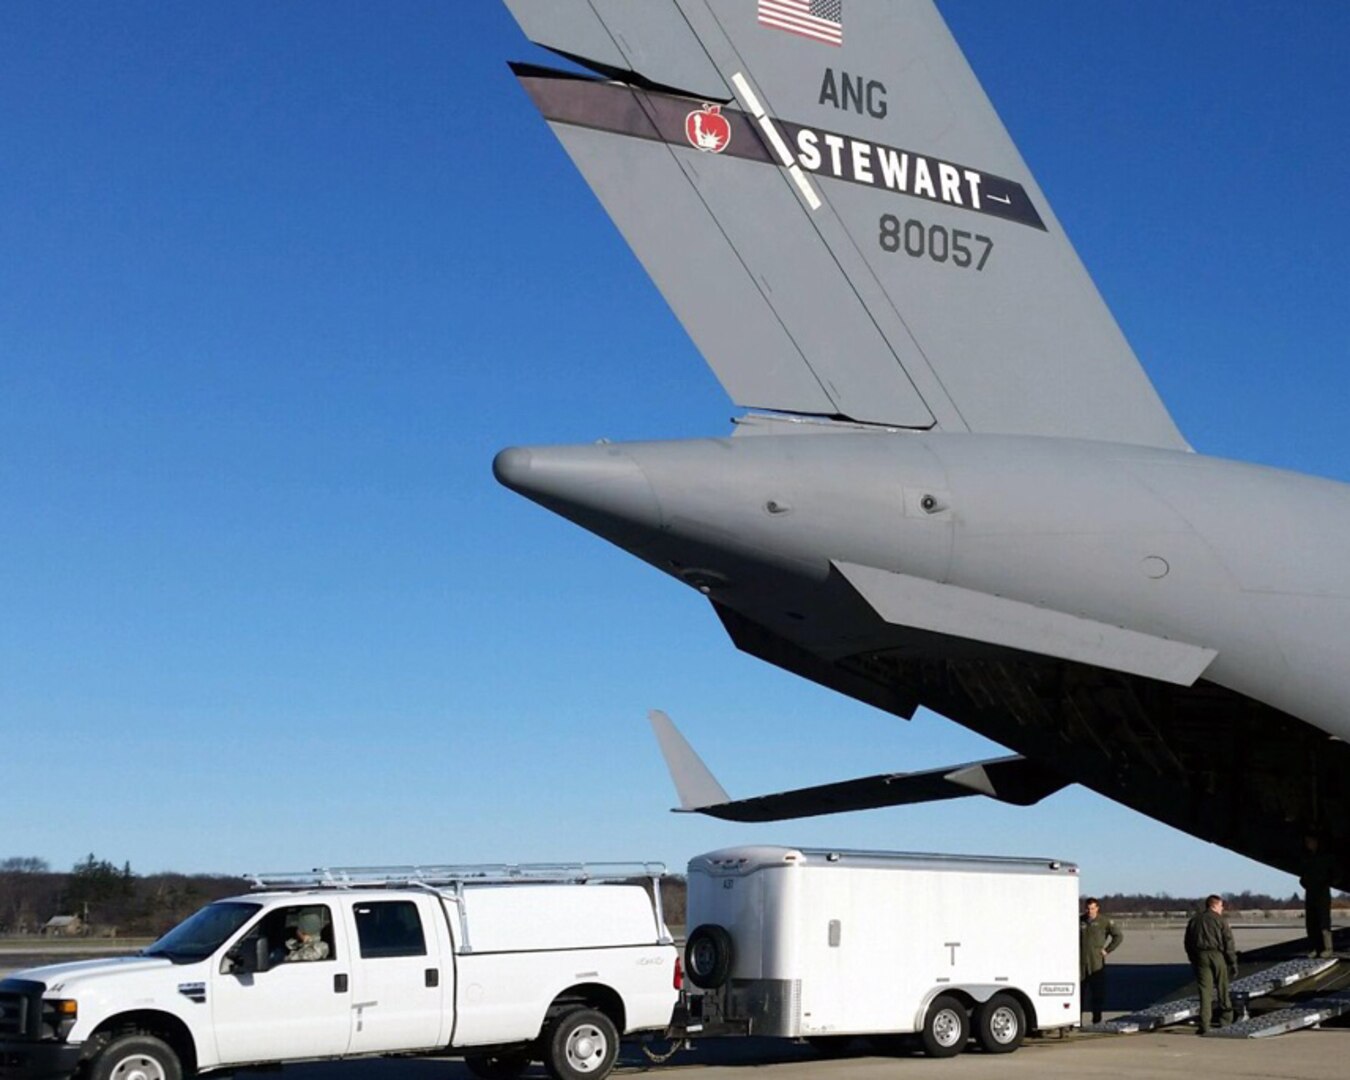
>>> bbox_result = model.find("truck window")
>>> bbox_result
[145,901,260,962]
[241,904,336,965]
[352,900,427,959]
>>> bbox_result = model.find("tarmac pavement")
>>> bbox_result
[268,1026,1350,1080]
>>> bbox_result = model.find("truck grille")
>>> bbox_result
[0,980,43,1039]
[0,991,29,1038]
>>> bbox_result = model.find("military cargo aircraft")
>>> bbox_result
[493,0,1348,888]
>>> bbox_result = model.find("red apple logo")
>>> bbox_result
[685,104,731,153]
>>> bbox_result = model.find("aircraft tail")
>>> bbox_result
[503,0,1186,448]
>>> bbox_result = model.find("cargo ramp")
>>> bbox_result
[1083,956,1340,1035]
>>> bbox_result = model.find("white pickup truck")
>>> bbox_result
[0,863,679,1080]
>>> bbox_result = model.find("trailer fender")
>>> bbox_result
[912,986,1038,1034]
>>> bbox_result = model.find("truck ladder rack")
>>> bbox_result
[247,862,675,956]
[1083,956,1339,1034]
[248,861,666,890]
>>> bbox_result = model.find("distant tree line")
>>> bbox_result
[0,856,249,938]
[6,857,1339,939]
[1091,889,1347,914]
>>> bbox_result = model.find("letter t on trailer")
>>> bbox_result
[680,846,1079,1057]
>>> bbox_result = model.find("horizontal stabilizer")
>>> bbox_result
[647,710,1067,822]
[835,561,1218,687]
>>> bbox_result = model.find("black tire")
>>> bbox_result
[542,1008,619,1080]
[806,1035,854,1057]
[920,994,969,1058]
[465,1050,533,1079]
[86,1033,183,1080]
[974,994,1025,1053]
[869,1033,920,1056]
[684,923,734,990]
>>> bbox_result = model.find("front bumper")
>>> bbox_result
[0,1041,83,1080]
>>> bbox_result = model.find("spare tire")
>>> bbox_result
[685,923,734,989]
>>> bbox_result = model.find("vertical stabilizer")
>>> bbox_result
[503,0,1188,448]
[648,709,731,811]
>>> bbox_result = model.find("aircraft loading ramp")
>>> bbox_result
[1210,987,1350,1038]
[1084,955,1348,1039]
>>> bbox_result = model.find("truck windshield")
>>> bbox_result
[143,902,261,963]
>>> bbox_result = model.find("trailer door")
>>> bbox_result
[347,896,448,1052]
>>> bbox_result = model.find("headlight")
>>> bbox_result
[39,999,77,1041]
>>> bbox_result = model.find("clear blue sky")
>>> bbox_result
[1,2,1345,897]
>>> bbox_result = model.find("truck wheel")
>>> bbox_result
[87,1033,183,1080]
[465,1051,532,1079]
[684,923,734,989]
[920,995,969,1058]
[974,994,1025,1053]
[543,1008,619,1080]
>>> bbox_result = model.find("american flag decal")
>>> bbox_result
[758,1,843,47]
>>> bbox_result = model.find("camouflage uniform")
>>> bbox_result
[1184,908,1236,1033]
[284,936,330,962]
[284,911,330,962]
[1080,913,1124,1023]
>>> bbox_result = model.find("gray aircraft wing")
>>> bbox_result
[648,709,1068,822]
[502,0,1187,448]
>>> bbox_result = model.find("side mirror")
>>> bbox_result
[224,936,270,975]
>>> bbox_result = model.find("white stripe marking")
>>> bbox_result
[788,165,822,210]
[756,115,794,167]
[730,72,764,119]
[730,71,821,212]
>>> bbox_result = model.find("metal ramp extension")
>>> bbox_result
[1084,956,1339,1035]
[1209,988,1350,1038]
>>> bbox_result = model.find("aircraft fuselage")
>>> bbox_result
[497,429,1350,740]
[496,428,1350,883]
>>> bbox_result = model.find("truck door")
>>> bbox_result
[346,895,449,1053]
[210,901,351,1065]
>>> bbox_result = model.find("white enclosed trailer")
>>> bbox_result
[680,845,1079,1056]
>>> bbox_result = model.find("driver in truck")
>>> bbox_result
[283,909,329,962]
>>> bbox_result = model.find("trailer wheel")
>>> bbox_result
[806,1035,855,1057]
[543,1007,619,1080]
[465,1051,532,1079]
[920,995,969,1058]
[869,1033,920,1056]
[684,923,734,989]
[86,1033,183,1080]
[974,994,1025,1053]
